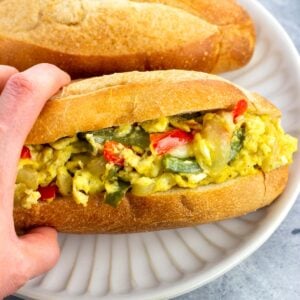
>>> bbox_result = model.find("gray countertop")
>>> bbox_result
[5,1,300,300]
[174,1,300,299]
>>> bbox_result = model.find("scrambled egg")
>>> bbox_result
[15,111,297,209]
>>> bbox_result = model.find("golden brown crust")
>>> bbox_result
[133,0,256,73]
[0,0,254,77]
[14,167,288,233]
[17,70,287,234]
[25,70,281,145]
[140,0,250,26]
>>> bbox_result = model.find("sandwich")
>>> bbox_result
[14,70,297,233]
[0,0,255,77]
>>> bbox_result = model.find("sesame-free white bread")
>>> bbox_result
[0,0,255,77]
[15,70,286,233]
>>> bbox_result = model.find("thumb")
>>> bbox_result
[19,227,60,278]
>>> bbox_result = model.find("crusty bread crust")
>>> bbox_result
[16,70,287,233]
[14,167,288,233]
[26,70,280,145]
[0,0,254,77]
[133,0,256,73]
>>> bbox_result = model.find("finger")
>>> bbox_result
[0,64,70,206]
[0,63,70,145]
[19,227,60,278]
[0,65,18,91]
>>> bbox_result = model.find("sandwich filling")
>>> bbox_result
[15,100,297,209]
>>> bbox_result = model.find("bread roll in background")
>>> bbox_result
[0,0,255,78]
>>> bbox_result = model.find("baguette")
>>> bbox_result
[14,70,296,233]
[0,0,255,78]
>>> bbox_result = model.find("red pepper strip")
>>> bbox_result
[38,185,58,201]
[20,146,31,159]
[150,129,193,155]
[232,99,248,123]
[103,141,125,166]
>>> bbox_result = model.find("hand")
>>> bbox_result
[0,64,70,298]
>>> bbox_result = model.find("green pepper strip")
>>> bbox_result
[163,155,202,173]
[81,126,150,149]
[229,126,245,162]
[104,180,130,207]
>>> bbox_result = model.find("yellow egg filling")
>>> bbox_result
[15,111,297,208]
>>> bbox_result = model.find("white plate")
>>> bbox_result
[17,1,300,299]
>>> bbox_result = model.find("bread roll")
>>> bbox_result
[13,70,296,233]
[0,0,255,77]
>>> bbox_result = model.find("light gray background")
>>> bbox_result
[174,0,300,299]
[5,1,300,300]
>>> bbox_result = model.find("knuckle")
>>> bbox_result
[5,73,35,99]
